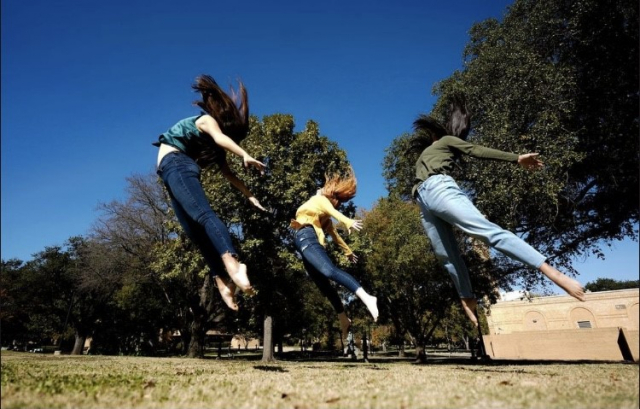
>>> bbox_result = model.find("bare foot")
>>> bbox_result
[228,263,255,295]
[215,276,238,311]
[539,263,586,301]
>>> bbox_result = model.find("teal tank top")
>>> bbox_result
[153,115,225,166]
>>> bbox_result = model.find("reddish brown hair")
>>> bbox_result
[321,166,357,203]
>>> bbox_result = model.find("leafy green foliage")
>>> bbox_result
[585,277,639,292]
[360,198,456,349]
[384,0,638,293]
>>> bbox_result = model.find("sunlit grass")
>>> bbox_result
[1,351,638,409]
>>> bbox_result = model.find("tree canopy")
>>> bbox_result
[384,0,638,291]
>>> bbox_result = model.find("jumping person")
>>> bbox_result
[290,168,378,339]
[154,74,267,311]
[411,95,585,326]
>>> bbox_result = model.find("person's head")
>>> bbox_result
[192,74,249,143]
[445,93,470,141]
[321,167,357,206]
[409,93,471,155]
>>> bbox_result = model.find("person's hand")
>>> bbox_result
[243,154,266,175]
[518,153,544,170]
[248,197,268,212]
[348,220,363,234]
[347,253,358,263]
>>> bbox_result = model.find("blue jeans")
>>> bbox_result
[157,152,236,277]
[415,174,546,299]
[294,226,362,313]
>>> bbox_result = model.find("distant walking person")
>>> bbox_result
[411,94,585,326]
[291,168,378,339]
[154,74,267,311]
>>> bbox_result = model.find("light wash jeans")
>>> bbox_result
[415,174,546,299]
[157,151,235,277]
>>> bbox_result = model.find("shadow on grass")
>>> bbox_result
[203,349,635,367]
[253,365,289,372]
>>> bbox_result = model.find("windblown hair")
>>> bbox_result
[190,74,250,167]
[409,93,471,155]
[192,74,249,142]
[321,166,357,204]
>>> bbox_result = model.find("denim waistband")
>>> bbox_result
[294,225,314,235]
[157,151,193,173]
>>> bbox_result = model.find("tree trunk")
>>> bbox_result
[186,274,217,358]
[71,332,86,355]
[187,316,205,358]
[415,344,427,363]
[262,315,274,362]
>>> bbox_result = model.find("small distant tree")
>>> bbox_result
[585,278,639,292]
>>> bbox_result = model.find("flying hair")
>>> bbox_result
[445,93,471,140]
[192,74,249,143]
[321,166,357,204]
[408,93,471,155]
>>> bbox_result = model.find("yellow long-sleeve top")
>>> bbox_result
[290,194,356,256]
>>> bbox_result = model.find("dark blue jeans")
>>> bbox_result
[157,152,235,277]
[294,226,362,313]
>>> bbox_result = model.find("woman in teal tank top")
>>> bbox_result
[155,75,267,311]
[410,95,585,329]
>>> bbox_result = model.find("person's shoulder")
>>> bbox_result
[195,114,222,133]
[440,135,459,143]
[308,194,329,204]
[194,114,212,125]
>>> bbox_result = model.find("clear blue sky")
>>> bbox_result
[2,0,637,292]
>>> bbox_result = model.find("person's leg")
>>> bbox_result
[425,175,584,301]
[460,298,478,327]
[164,179,240,310]
[416,182,475,301]
[337,312,351,341]
[159,153,252,293]
[302,258,345,313]
[295,228,378,321]
[302,258,351,339]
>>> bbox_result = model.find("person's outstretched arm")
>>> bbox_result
[220,160,267,212]
[196,115,265,174]
[517,153,544,170]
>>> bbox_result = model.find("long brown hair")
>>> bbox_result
[409,93,471,155]
[190,74,250,167]
[321,166,357,204]
[192,74,249,141]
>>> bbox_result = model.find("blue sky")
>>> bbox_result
[2,0,637,292]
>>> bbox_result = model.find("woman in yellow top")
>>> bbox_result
[291,168,378,339]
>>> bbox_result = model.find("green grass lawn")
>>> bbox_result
[1,351,638,409]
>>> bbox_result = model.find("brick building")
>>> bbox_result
[482,288,639,361]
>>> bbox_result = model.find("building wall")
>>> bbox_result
[485,288,639,335]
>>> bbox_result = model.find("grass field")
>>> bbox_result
[1,351,638,409]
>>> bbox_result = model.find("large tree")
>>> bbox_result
[218,114,360,361]
[386,0,638,292]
